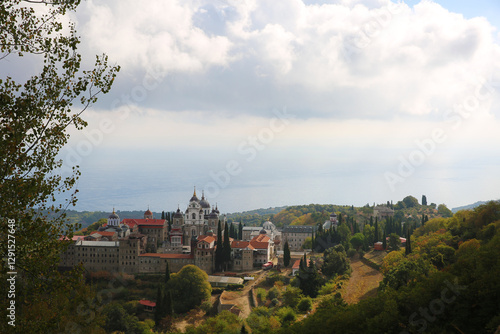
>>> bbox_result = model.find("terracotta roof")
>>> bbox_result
[139,299,156,307]
[139,253,194,259]
[231,240,254,250]
[292,259,310,269]
[198,235,215,243]
[122,218,166,228]
[249,234,270,249]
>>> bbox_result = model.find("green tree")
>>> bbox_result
[387,233,401,251]
[338,223,351,250]
[350,232,365,251]
[284,241,291,267]
[422,195,427,206]
[223,221,232,270]
[276,307,297,327]
[165,261,171,284]
[302,236,312,249]
[166,265,212,313]
[405,229,412,255]
[437,203,453,217]
[283,286,304,308]
[374,218,380,243]
[238,222,243,240]
[215,220,223,271]
[0,1,118,332]
[321,245,351,278]
[363,225,375,248]
[402,195,419,208]
[297,297,313,313]
[154,285,164,325]
[103,302,141,334]
[382,230,387,250]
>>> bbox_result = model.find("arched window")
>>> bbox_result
[192,229,196,236]
[192,213,196,219]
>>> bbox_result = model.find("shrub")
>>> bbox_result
[226,284,244,291]
[275,307,297,326]
[200,300,212,314]
[256,288,267,304]
[271,298,280,307]
[347,249,357,258]
[282,286,304,308]
[297,297,313,313]
[318,280,338,296]
[266,273,285,286]
[268,287,281,300]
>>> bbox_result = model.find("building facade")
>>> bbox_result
[282,225,315,251]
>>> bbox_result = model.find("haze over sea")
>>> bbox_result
[45,0,500,214]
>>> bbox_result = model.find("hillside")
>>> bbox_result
[452,200,499,213]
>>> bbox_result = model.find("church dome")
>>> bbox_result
[109,209,119,219]
[190,187,200,202]
[330,212,337,217]
[145,209,153,216]
[214,204,220,214]
[262,221,275,230]
[173,208,183,218]
[199,191,210,208]
[209,208,218,219]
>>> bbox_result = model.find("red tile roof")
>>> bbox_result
[139,253,194,259]
[292,259,310,269]
[198,235,215,244]
[139,299,156,307]
[249,234,270,249]
[231,240,255,250]
[122,218,166,228]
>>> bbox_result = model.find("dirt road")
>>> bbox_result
[341,257,383,304]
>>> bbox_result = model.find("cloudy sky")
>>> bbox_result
[49,0,500,213]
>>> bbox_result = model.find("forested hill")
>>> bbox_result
[283,201,500,334]
[269,196,451,228]
[226,206,287,226]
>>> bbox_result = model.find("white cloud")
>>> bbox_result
[80,0,232,73]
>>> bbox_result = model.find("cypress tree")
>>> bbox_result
[382,230,387,250]
[215,220,223,271]
[223,221,231,269]
[154,285,163,325]
[284,241,291,267]
[374,219,379,243]
[238,222,243,240]
[165,261,170,284]
[161,211,165,220]
[164,289,174,316]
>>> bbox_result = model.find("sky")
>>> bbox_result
[17,0,500,213]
